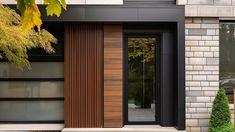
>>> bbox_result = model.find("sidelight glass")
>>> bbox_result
[128,37,157,122]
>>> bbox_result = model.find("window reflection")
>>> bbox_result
[0,82,63,98]
[220,23,235,103]
[128,37,157,122]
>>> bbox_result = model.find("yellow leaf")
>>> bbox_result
[44,0,49,4]
[21,2,42,31]
[60,0,67,10]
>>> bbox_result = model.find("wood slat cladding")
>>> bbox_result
[64,24,103,128]
[104,25,123,128]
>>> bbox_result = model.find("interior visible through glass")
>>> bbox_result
[220,23,235,104]
[128,37,157,122]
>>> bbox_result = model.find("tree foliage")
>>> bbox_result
[128,38,156,108]
[0,4,57,69]
[128,38,156,63]
[16,0,66,31]
[209,88,234,132]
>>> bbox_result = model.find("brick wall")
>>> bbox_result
[178,0,235,5]
[185,17,220,132]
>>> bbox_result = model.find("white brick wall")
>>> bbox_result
[185,17,220,132]
[178,0,235,5]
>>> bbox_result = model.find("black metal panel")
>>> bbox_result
[9,5,184,22]
[160,27,175,126]
[84,7,138,21]
[37,5,184,22]
[175,21,185,130]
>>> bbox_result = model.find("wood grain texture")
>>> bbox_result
[64,24,103,128]
[103,24,123,128]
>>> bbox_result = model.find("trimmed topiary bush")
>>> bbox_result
[209,87,234,132]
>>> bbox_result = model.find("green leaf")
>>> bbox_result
[16,0,26,14]
[46,0,62,17]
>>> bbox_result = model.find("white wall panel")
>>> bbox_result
[0,0,16,4]
[0,0,123,5]
[86,0,123,5]
[66,0,85,4]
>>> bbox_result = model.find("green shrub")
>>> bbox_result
[209,88,234,132]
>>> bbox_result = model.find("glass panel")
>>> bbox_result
[0,81,63,98]
[0,62,63,78]
[220,23,235,104]
[128,37,157,122]
[0,101,63,121]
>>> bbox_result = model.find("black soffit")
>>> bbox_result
[39,5,184,22]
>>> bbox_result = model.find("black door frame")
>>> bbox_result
[123,22,185,129]
[123,33,162,125]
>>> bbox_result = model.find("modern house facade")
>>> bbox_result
[0,0,234,132]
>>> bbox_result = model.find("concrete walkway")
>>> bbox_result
[63,125,185,132]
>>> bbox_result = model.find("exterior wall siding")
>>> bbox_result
[103,24,123,128]
[183,0,235,5]
[185,17,220,132]
[64,24,103,128]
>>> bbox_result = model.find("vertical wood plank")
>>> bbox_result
[64,24,103,128]
[104,24,123,128]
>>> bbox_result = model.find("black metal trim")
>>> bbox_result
[219,20,235,23]
[0,57,64,62]
[123,33,160,125]
[124,122,157,125]
[0,121,64,124]
[0,98,64,101]
[0,78,64,81]
[175,21,185,130]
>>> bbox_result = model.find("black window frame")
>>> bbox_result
[124,33,161,125]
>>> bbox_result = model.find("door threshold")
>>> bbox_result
[124,125,174,128]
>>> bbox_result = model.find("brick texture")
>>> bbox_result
[185,17,219,132]
[178,0,235,5]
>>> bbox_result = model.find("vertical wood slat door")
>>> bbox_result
[64,24,103,128]
[104,24,123,128]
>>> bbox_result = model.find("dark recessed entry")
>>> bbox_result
[123,23,184,129]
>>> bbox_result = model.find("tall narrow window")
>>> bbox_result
[0,23,64,122]
[126,35,159,123]
[220,22,235,104]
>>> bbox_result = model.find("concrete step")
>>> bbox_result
[63,125,185,132]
